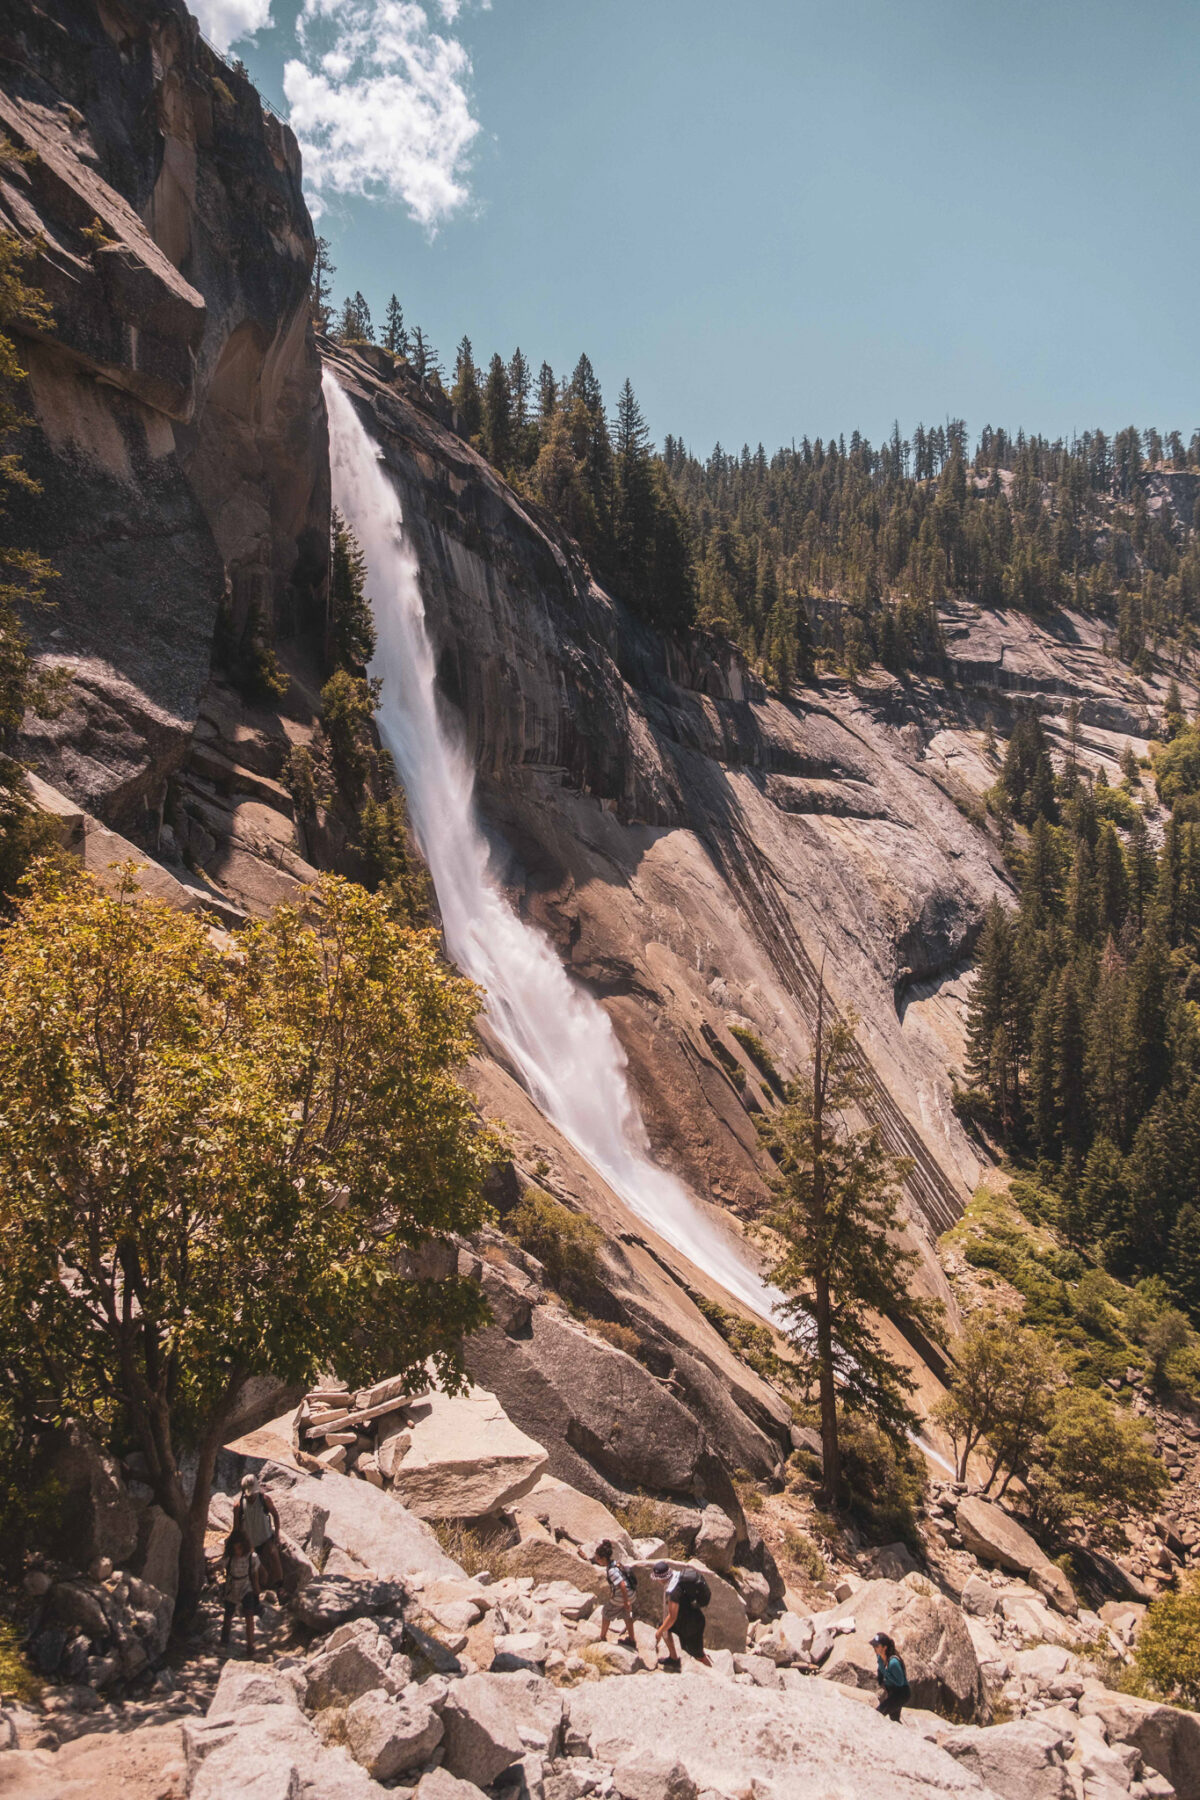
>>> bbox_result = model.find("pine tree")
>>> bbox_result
[1124,918,1171,1127]
[1127,810,1156,931]
[1094,822,1130,939]
[452,337,482,439]
[1085,943,1129,1145]
[328,509,375,673]
[758,979,942,1504]
[1053,964,1087,1154]
[612,378,656,612]
[310,237,336,330]
[383,294,409,359]
[1169,1203,1200,1321]
[482,353,513,471]
[966,900,1022,1123]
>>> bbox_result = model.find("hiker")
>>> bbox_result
[871,1632,910,1721]
[233,1471,285,1595]
[651,1560,712,1670]
[220,1527,262,1657]
[591,1539,638,1647]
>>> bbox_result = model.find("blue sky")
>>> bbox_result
[198,0,1200,456]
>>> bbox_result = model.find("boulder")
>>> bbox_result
[305,1627,404,1711]
[389,1386,549,1520]
[291,1575,409,1634]
[862,1542,921,1582]
[961,1575,999,1617]
[735,1570,771,1619]
[612,1753,698,1800]
[997,1592,1075,1645]
[568,1670,1007,1799]
[48,1423,139,1567]
[627,1561,748,1654]
[756,1610,815,1666]
[503,1538,608,1601]
[134,1505,182,1600]
[441,1671,560,1786]
[189,1705,383,1799]
[964,1616,1010,1689]
[344,1689,444,1779]
[282,1468,467,1583]
[938,1718,1074,1800]
[691,1509,737,1576]
[1078,1689,1200,1800]
[417,1769,489,1800]
[956,1497,1077,1616]
[208,1660,304,1719]
[524,1476,633,1554]
[817,1579,989,1722]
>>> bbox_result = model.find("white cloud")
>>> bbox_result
[191,0,273,55]
[283,0,484,230]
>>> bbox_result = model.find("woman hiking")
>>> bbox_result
[871,1632,910,1721]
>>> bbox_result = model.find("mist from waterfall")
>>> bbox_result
[324,369,778,1320]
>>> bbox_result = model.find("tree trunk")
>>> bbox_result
[815,1276,840,1505]
[175,1422,232,1624]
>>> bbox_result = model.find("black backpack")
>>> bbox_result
[610,1562,638,1594]
[672,1567,711,1608]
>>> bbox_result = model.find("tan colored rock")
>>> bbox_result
[569,1670,1007,1799]
[627,1561,748,1654]
[525,1475,633,1554]
[503,1537,608,1600]
[692,1509,737,1576]
[1078,1689,1200,1800]
[956,1497,1077,1616]
[817,1578,988,1722]
[388,1384,549,1519]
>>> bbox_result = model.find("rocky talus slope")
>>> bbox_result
[6,1371,1199,1800]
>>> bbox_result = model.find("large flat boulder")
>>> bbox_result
[956,1498,1076,1616]
[279,1467,466,1585]
[523,1475,633,1553]
[567,1671,1000,1799]
[818,1579,989,1722]
[390,1385,549,1520]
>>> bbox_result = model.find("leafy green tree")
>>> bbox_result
[1133,1573,1200,1707]
[1028,1388,1168,1538]
[0,865,497,1614]
[328,509,376,672]
[932,1308,1059,1482]
[758,980,943,1504]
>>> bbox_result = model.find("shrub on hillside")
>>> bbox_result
[1131,1572,1200,1708]
[505,1186,603,1297]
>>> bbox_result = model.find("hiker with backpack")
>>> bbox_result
[871,1632,910,1721]
[651,1560,713,1670]
[591,1539,638,1647]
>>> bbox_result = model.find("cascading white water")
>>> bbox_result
[324,369,778,1320]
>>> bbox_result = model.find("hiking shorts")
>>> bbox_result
[877,1690,903,1722]
[601,1596,631,1628]
[673,1602,706,1661]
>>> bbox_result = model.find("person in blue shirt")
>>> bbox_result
[870,1632,910,1721]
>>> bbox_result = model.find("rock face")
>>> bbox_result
[4,0,325,840]
[956,1498,1077,1617]
[390,1385,549,1520]
[817,1578,989,1723]
[567,1672,997,1800]
[937,1718,1073,1800]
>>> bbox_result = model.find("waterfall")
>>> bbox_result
[324,369,779,1321]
